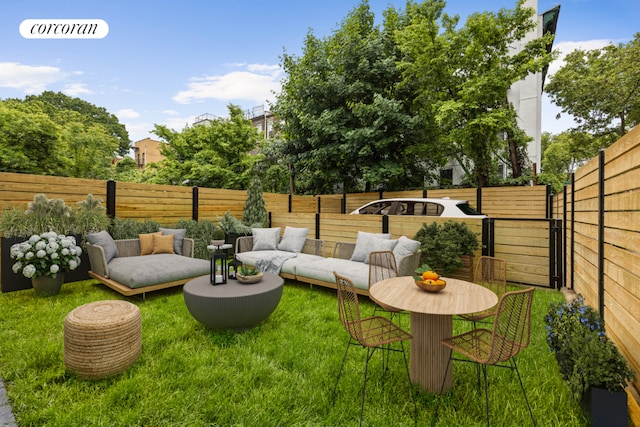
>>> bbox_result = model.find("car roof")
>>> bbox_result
[359,197,468,204]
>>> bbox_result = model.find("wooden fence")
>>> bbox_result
[552,125,640,396]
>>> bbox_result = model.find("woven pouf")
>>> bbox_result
[64,300,141,379]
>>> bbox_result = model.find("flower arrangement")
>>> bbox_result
[10,232,83,279]
[544,295,634,400]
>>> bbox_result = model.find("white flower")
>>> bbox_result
[35,241,46,250]
[60,238,71,248]
[24,252,34,260]
[74,246,82,256]
[61,248,70,256]
[12,262,22,273]
[28,234,41,243]
[36,250,46,258]
[22,264,36,278]
[50,264,60,274]
[16,251,25,260]
[68,259,78,270]
[51,252,59,259]
[10,244,21,257]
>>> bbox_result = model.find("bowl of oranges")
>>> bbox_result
[414,265,446,292]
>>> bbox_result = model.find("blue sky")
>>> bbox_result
[1,0,638,144]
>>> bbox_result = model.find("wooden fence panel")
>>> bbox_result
[481,186,548,218]
[291,195,317,213]
[0,172,106,212]
[115,182,192,225]
[197,188,247,220]
[492,219,551,287]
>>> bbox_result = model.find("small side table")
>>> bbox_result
[207,244,233,285]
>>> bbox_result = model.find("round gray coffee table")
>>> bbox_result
[183,272,284,330]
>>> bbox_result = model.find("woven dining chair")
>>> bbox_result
[433,287,536,427]
[332,272,415,426]
[368,251,402,318]
[459,256,507,326]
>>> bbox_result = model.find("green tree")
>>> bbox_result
[274,1,425,194]
[545,33,640,139]
[396,0,554,187]
[24,91,131,156]
[148,104,259,188]
[0,100,64,174]
[242,174,267,228]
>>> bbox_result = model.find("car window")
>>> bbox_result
[359,201,393,215]
[396,201,444,216]
[456,203,483,216]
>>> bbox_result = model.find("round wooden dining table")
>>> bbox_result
[369,276,498,393]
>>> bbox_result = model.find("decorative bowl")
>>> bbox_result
[237,272,264,284]
[415,278,447,293]
[210,239,226,247]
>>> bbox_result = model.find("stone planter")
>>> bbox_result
[581,386,628,427]
[32,273,65,297]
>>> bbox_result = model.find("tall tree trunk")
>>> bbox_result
[507,128,523,179]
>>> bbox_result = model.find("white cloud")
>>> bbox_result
[163,109,180,116]
[172,64,283,105]
[547,39,613,77]
[115,108,140,119]
[63,82,93,96]
[0,62,64,94]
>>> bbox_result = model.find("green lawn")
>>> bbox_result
[0,280,588,426]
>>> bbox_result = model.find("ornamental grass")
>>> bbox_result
[0,280,589,426]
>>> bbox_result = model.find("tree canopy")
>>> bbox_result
[0,96,120,178]
[144,104,261,189]
[545,33,640,139]
[274,0,554,192]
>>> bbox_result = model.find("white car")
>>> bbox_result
[349,198,486,218]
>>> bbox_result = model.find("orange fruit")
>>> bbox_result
[434,279,446,286]
[422,279,436,285]
[421,271,439,280]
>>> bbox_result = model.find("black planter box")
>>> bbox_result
[581,386,628,427]
[1,236,90,293]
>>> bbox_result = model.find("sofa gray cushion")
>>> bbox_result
[393,236,421,261]
[107,254,209,289]
[296,257,371,291]
[350,231,391,262]
[87,231,119,263]
[236,251,324,276]
[278,226,309,253]
[252,227,281,251]
[159,227,186,255]
[364,237,398,264]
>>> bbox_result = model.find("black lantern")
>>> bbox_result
[228,256,242,280]
[210,249,228,285]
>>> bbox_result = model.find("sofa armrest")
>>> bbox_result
[87,242,109,278]
[332,241,356,260]
[397,249,422,277]
[236,236,254,254]
[302,238,325,257]
[182,238,195,258]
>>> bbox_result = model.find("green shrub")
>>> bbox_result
[109,217,160,239]
[174,219,222,259]
[413,220,479,276]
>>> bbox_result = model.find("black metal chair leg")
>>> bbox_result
[332,340,351,403]
[511,358,536,426]
[431,349,453,427]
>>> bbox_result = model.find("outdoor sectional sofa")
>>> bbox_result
[86,230,210,296]
[235,227,422,295]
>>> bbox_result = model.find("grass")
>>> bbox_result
[0,280,589,426]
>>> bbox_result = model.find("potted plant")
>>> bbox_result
[413,220,479,278]
[217,210,251,255]
[545,295,635,426]
[237,264,263,284]
[9,231,83,296]
[1,193,109,292]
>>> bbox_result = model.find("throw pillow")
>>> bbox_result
[252,227,281,251]
[364,237,398,264]
[350,231,391,262]
[139,231,163,255]
[152,234,175,254]
[87,230,119,263]
[278,226,309,253]
[159,227,186,255]
[393,235,421,261]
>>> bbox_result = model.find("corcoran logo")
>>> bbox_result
[19,19,109,39]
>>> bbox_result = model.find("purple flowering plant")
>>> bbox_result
[544,295,634,399]
[10,231,82,279]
